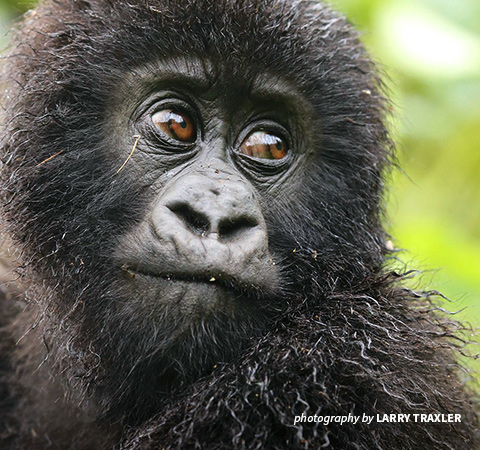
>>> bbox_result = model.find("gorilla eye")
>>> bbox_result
[152,109,196,143]
[240,131,288,160]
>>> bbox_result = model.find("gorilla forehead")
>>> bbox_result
[118,56,313,112]
[12,0,360,100]
[87,0,317,64]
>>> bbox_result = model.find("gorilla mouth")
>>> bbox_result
[142,271,239,290]
[121,265,260,300]
[121,268,268,319]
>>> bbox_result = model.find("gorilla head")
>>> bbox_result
[0,1,477,449]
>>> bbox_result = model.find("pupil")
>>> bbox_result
[275,142,283,150]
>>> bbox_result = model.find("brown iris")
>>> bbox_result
[240,130,288,160]
[152,109,196,142]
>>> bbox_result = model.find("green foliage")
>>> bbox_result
[334,0,480,372]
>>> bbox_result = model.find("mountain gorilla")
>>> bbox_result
[0,0,478,449]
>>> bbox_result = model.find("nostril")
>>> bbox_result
[218,216,259,240]
[167,203,210,236]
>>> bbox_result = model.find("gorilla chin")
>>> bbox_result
[94,270,279,421]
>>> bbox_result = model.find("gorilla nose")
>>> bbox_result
[148,173,271,282]
[165,196,259,241]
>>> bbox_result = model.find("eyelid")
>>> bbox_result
[132,92,199,126]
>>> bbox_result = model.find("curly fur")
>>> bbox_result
[0,1,478,449]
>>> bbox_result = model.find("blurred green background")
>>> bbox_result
[331,0,480,362]
[1,0,479,361]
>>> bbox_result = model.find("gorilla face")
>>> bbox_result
[112,57,314,315]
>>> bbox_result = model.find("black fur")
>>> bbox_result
[0,1,478,449]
